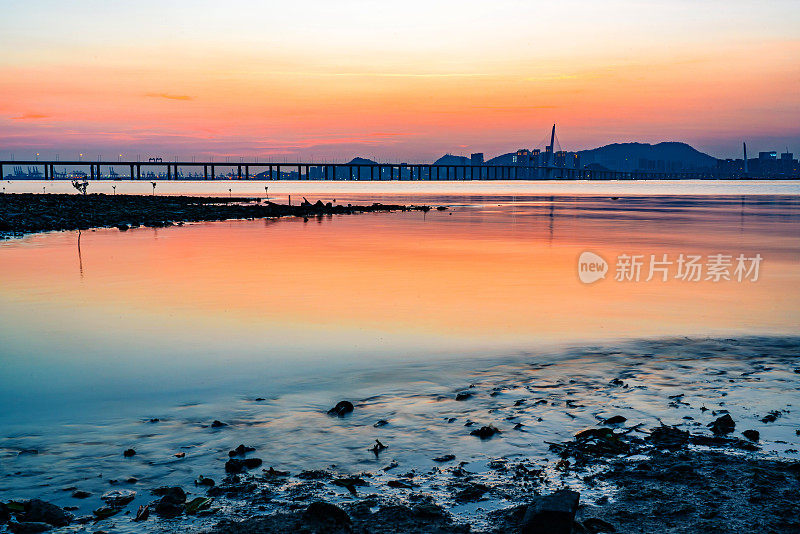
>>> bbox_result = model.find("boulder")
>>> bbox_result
[708,414,735,435]
[303,501,350,526]
[154,487,186,518]
[470,426,500,439]
[327,401,354,417]
[519,489,580,534]
[743,429,760,442]
[100,489,135,507]
[228,444,256,457]
[225,458,262,473]
[21,500,72,527]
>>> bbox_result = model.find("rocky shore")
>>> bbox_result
[0,193,433,236]
[2,403,798,533]
[1,333,798,534]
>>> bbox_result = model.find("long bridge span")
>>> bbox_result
[0,160,720,181]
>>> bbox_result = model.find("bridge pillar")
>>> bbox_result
[211,165,215,179]
[276,165,280,179]
[245,165,249,180]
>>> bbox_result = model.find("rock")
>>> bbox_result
[603,415,627,425]
[371,439,387,455]
[761,410,782,423]
[647,425,690,450]
[17,449,38,456]
[196,476,215,487]
[8,522,52,533]
[743,429,760,441]
[373,419,389,427]
[154,487,186,518]
[520,489,580,534]
[116,223,129,231]
[455,392,473,401]
[225,458,262,473]
[133,505,149,522]
[185,497,214,515]
[708,414,735,435]
[100,489,135,507]
[583,517,616,533]
[211,420,228,428]
[21,500,72,527]
[302,501,350,526]
[174,452,185,458]
[123,449,136,457]
[228,444,256,457]
[454,483,490,502]
[70,491,91,499]
[92,506,120,519]
[387,480,414,489]
[470,425,501,439]
[327,401,354,417]
[433,454,456,463]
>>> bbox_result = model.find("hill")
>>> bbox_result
[577,142,716,172]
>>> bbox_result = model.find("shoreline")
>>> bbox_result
[0,193,434,238]
[1,336,798,533]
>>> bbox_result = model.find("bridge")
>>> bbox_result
[0,159,719,182]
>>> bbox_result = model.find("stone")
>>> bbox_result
[154,487,186,518]
[470,426,501,439]
[302,501,350,526]
[327,401,354,417]
[455,392,473,401]
[708,414,735,435]
[603,415,627,425]
[743,429,760,442]
[123,449,136,457]
[21,500,72,527]
[228,444,256,457]
[433,454,456,463]
[583,517,616,532]
[211,420,227,428]
[100,489,135,507]
[225,458,262,473]
[520,489,580,534]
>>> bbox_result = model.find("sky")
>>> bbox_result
[1,0,799,162]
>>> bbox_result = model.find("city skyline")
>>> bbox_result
[2,0,799,161]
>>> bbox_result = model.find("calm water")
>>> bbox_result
[1,182,799,530]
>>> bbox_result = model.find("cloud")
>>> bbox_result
[145,93,194,101]
[11,113,50,120]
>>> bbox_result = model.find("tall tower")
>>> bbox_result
[743,142,748,175]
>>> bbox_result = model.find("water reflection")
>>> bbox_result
[0,193,799,527]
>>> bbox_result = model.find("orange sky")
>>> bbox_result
[1,0,799,161]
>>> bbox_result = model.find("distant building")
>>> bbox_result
[470,153,484,166]
[512,149,532,166]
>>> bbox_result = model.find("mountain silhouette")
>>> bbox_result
[578,142,716,172]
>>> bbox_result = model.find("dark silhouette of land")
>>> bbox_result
[0,194,430,236]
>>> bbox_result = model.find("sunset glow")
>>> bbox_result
[1,0,799,160]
